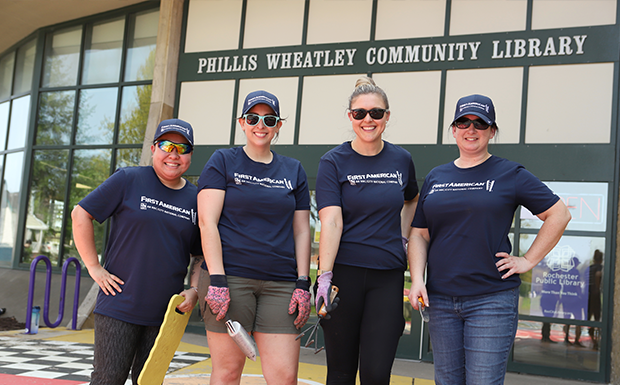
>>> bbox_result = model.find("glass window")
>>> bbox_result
[513,320,600,371]
[0,152,24,267]
[82,17,125,85]
[521,182,608,232]
[63,149,112,264]
[519,235,605,320]
[0,53,15,100]
[36,91,75,146]
[124,10,158,81]
[118,85,151,144]
[116,148,142,169]
[42,26,82,88]
[0,102,8,150]
[22,150,69,265]
[13,39,36,95]
[6,95,31,150]
[76,88,118,145]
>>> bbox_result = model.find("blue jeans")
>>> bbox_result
[428,288,519,385]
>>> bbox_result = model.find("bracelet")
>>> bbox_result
[191,286,198,293]
[297,275,310,281]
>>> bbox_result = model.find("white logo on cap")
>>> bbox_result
[160,124,190,135]
[247,95,276,107]
[459,102,489,113]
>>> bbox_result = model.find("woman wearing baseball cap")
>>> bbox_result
[72,118,202,384]
[197,90,311,384]
[407,94,571,384]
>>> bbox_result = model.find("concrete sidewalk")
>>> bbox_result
[0,327,594,385]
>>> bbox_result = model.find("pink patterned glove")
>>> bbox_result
[315,271,333,310]
[206,274,229,321]
[288,288,311,328]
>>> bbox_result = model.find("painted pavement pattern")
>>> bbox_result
[0,336,210,384]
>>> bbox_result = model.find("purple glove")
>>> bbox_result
[288,288,311,328]
[315,271,333,310]
[206,275,230,321]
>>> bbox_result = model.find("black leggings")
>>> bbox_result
[320,264,405,385]
[91,313,160,385]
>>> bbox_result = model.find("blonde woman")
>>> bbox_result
[316,77,419,384]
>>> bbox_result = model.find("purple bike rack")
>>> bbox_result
[26,255,82,333]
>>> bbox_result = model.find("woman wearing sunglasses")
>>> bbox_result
[407,94,571,384]
[197,90,311,384]
[315,77,419,384]
[71,119,202,384]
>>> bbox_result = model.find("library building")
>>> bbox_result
[0,0,619,382]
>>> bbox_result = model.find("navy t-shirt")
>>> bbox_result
[316,141,418,271]
[197,147,310,281]
[79,167,202,326]
[412,155,560,297]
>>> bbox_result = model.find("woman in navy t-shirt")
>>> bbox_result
[72,119,202,384]
[315,77,419,384]
[408,94,571,385]
[197,90,311,384]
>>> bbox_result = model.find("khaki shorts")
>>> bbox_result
[198,269,298,334]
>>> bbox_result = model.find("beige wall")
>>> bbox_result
[182,0,616,147]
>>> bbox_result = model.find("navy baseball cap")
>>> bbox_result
[153,118,194,146]
[241,90,280,117]
[452,94,496,126]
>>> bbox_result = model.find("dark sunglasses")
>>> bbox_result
[155,140,193,155]
[243,114,280,128]
[454,117,490,130]
[350,108,389,120]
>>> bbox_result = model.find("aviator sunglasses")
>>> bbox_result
[155,140,193,155]
[454,117,491,130]
[243,114,280,128]
[350,108,389,120]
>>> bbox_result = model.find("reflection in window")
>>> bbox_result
[7,95,31,150]
[0,152,24,267]
[514,320,600,371]
[118,85,151,144]
[36,91,75,145]
[519,235,605,321]
[42,26,82,88]
[76,88,118,145]
[82,18,125,85]
[185,175,199,187]
[521,182,608,232]
[116,148,141,169]
[0,102,8,150]
[125,9,158,81]
[22,150,69,265]
[63,149,112,265]
[0,53,15,100]
[13,39,36,95]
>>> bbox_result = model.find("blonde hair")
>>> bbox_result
[348,76,389,110]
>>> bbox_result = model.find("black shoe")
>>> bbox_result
[0,308,5,316]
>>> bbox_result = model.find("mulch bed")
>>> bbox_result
[0,316,26,331]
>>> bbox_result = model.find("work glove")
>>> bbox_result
[206,274,230,321]
[288,277,311,328]
[314,271,339,319]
